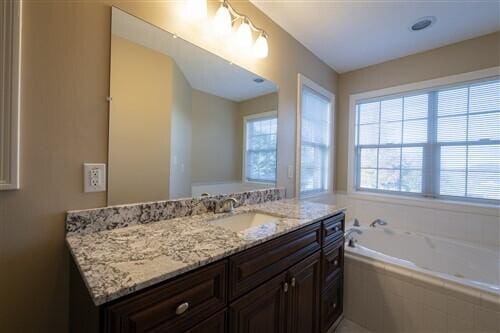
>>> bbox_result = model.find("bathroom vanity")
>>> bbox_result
[67,7,345,332]
[67,197,345,333]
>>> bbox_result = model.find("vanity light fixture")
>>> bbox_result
[213,2,232,36]
[212,0,269,58]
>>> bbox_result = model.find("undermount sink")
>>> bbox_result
[208,212,281,233]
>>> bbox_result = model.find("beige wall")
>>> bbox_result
[0,1,336,331]
[191,90,241,183]
[108,35,172,205]
[335,32,500,191]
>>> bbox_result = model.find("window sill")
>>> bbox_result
[345,190,500,216]
[300,190,334,200]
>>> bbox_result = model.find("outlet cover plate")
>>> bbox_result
[84,163,106,192]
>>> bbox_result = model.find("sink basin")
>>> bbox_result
[208,212,280,233]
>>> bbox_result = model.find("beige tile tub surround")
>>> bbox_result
[344,255,500,333]
[335,193,500,248]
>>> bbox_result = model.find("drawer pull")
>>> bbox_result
[175,302,189,315]
[291,277,296,287]
[283,282,289,293]
[332,302,337,309]
[334,226,339,232]
[333,260,339,266]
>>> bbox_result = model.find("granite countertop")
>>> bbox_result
[66,199,345,306]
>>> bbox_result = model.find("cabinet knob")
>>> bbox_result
[291,277,296,287]
[332,302,337,309]
[333,260,339,266]
[334,226,339,232]
[283,282,289,293]
[175,302,189,315]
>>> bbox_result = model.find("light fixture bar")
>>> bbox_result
[221,0,267,36]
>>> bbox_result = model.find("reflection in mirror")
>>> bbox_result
[108,8,279,205]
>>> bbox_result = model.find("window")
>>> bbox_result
[355,77,500,203]
[299,81,333,195]
[243,112,277,183]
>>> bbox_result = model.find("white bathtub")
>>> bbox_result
[345,224,500,295]
[343,223,500,332]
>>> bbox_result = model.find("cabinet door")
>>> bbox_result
[287,251,321,333]
[186,310,226,333]
[229,272,287,333]
[321,276,343,333]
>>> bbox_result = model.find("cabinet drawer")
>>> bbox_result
[185,309,226,333]
[322,213,344,246]
[103,260,227,333]
[229,222,321,300]
[321,237,344,291]
[321,276,343,333]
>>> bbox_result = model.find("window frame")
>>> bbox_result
[296,74,335,198]
[242,110,278,184]
[348,67,500,206]
[0,0,21,190]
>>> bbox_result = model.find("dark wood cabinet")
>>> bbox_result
[321,276,343,333]
[286,251,321,333]
[321,237,344,291]
[229,222,321,300]
[185,310,226,333]
[322,213,344,246]
[99,212,346,333]
[230,251,322,333]
[103,261,227,333]
[229,272,287,333]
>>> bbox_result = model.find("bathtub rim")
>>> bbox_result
[345,248,500,312]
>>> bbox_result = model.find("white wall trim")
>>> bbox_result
[242,110,278,185]
[347,66,500,205]
[296,73,336,198]
[0,0,22,190]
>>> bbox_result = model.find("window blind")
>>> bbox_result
[300,86,332,194]
[245,115,277,183]
[355,77,500,203]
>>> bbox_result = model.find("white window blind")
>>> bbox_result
[300,86,332,194]
[244,114,277,183]
[355,77,500,203]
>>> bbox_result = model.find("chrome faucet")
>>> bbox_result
[344,228,362,248]
[370,218,388,228]
[214,197,239,213]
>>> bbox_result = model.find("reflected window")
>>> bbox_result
[244,112,277,183]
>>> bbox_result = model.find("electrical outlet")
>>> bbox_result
[84,163,106,192]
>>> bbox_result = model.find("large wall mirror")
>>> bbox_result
[108,8,279,205]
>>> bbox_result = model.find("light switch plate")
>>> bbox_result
[287,165,294,179]
[84,163,106,192]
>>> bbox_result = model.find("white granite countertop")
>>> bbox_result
[66,199,345,306]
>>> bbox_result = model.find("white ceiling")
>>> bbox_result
[112,8,277,102]
[251,0,500,73]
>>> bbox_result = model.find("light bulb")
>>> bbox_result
[213,3,232,37]
[253,33,268,58]
[183,0,207,21]
[236,19,253,50]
